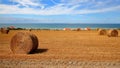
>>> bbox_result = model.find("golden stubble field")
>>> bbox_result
[0,30,120,67]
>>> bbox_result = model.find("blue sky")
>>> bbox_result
[0,0,120,24]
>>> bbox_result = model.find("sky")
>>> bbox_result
[0,0,120,24]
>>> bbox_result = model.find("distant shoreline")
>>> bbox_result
[0,23,120,30]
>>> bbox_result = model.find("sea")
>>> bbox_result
[0,23,120,30]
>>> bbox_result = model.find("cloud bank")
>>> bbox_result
[0,0,120,15]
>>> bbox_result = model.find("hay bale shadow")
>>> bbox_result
[30,49,48,54]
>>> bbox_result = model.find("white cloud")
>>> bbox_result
[10,0,45,9]
[51,0,92,6]
[0,0,120,15]
[73,5,120,14]
[61,0,90,4]
[14,0,39,6]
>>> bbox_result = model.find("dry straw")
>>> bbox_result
[29,33,38,52]
[10,32,38,54]
[107,29,118,37]
[98,29,107,35]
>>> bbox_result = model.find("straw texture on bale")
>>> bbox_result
[10,32,38,54]
[29,33,38,52]
[107,29,118,37]
[98,29,107,35]
[0,28,9,34]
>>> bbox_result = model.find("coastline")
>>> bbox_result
[0,23,120,30]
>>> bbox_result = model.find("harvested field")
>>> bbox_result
[0,30,120,68]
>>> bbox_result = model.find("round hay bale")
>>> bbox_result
[63,28,71,31]
[107,29,118,37]
[10,32,38,54]
[0,28,3,33]
[76,28,81,31]
[0,27,9,34]
[1,28,4,33]
[4,29,9,34]
[84,27,91,30]
[96,28,100,31]
[98,29,107,35]
[29,29,32,31]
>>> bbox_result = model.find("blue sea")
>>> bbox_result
[0,23,120,29]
